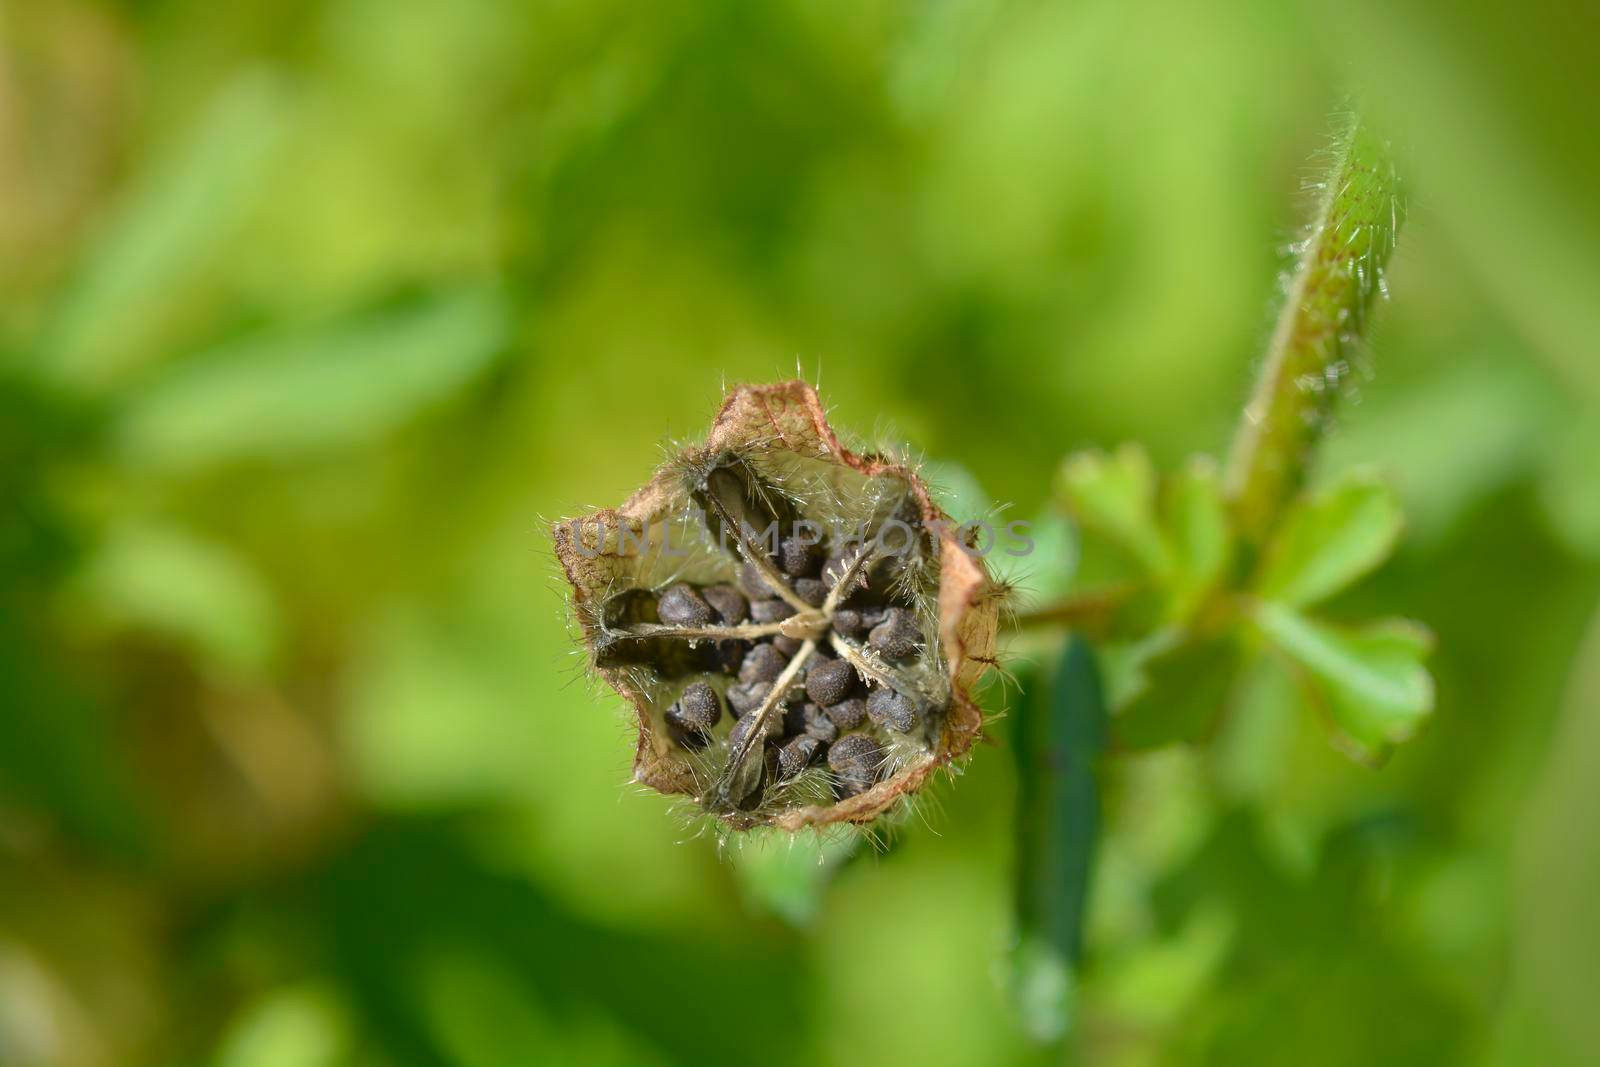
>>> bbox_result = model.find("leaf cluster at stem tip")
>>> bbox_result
[1038,113,1429,766]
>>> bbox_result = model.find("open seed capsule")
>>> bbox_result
[552,380,1001,831]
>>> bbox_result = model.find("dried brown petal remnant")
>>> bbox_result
[552,380,1001,831]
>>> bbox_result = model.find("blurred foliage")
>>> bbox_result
[1,1,1596,1065]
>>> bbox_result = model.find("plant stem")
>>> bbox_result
[1225,113,1405,548]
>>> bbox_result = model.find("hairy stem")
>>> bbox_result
[827,631,901,693]
[1225,114,1405,547]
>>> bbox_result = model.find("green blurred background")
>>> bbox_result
[2,1,1597,1065]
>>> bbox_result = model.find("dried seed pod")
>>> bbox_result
[658,583,714,627]
[868,607,922,660]
[867,686,920,733]
[552,380,1001,831]
[804,658,857,708]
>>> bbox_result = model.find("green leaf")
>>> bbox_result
[71,521,281,676]
[1256,471,1404,608]
[1057,443,1169,577]
[1252,601,1434,761]
[1113,632,1243,750]
[38,73,292,391]
[1160,456,1231,613]
[1012,637,1106,1045]
[114,287,509,470]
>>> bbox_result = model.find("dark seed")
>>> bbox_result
[739,643,790,685]
[702,584,749,625]
[658,583,714,627]
[805,704,839,742]
[750,598,796,624]
[776,735,821,781]
[739,561,776,599]
[713,639,747,674]
[828,733,883,795]
[867,687,919,733]
[729,708,782,751]
[784,702,839,743]
[833,608,867,638]
[727,680,771,717]
[778,536,822,578]
[868,607,921,660]
[666,681,722,732]
[772,635,803,656]
[805,658,857,708]
[823,696,867,730]
[794,577,827,607]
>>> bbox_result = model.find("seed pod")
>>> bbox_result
[658,583,714,627]
[552,380,1001,831]
[805,658,857,708]
[867,686,919,733]
[868,607,922,660]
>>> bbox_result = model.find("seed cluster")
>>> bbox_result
[598,523,942,818]
[553,379,1000,832]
